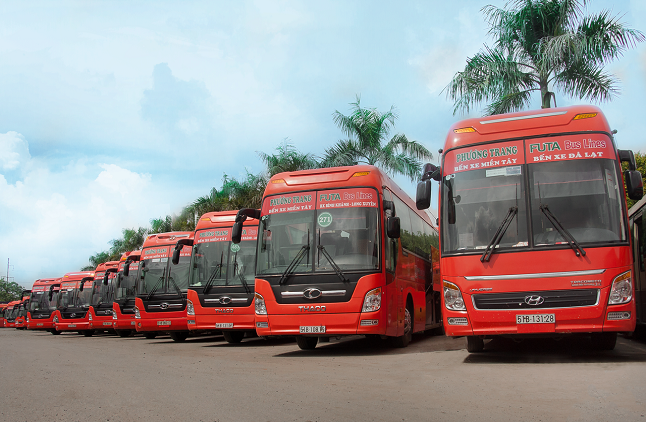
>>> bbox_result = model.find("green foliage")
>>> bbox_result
[0,277,25,302]
[400,231,439,259]
[446,0,644,115]
[622,151,646,209]
[321,95,433,181]
[258,140,320,177]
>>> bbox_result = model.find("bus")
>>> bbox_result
[0,304,7,327]
[27,278,60,331]
[134,232,193,341]
[88,261,120,333]
[5,301,19,328]
[52,271,96,336]
[629,195,646,328]
[415,105,643,352]
[113,250,141,337]
[14,291,31,329]
[178,211,259,343]
[232,165,441,350]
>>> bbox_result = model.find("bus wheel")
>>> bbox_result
[83,330,95,337]
[296,336,318,350]
[144,332,157,339]
[223,331,244,344]
[591,332,617,351]
[117,330,133,338]
[170,331,189,342]
[392,304,413,348]
[466,336,484,353]
[50,329,61,335]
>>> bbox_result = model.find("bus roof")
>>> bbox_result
[196,211,259,230]
[62,271,95,281]
[266,164,434,227]
[142,231,193,248]
[119,250,142,261]
[445,105,612,150]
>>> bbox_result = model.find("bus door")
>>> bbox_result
[382,188,402,337]
[634,214,646,323]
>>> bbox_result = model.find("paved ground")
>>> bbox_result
[1,328,646,422]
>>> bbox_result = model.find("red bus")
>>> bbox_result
[232,165,441,350]
[5,301,19,328]
[88,261,120,333]
[14,291,31,329]
[416,105,643,352]
[112,250,141,337]
[52,271,96,336]
[629,195,646,328]
[178,211,259,343]
[27,278,60,331]
[134,232,193,341]
[0,304,7,327]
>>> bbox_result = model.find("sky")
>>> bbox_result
[1,0,645,288]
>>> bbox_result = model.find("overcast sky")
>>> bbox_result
[1,0,645,288]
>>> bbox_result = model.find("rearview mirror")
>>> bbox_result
[103,273,109,285]
[232,221,243,244]
[625,169,644,201]
[386,216,400,239]
[123,260,131,277]
[618,149,637,171]
[416,180,432,210]
[232,208,262,244]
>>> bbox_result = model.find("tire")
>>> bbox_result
[223,331,244,344]
[391,302,413,348]
[144,332,158,339]
[170,331,189,342]
[466,336,484,353]
[591,332,617,351]
[296,336,318,350]
[117,330,133,338]
[50,329,61,335]
[83,330,95,337]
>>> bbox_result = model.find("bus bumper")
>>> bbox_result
[112,304,137,330]
[187,293,255,331]
[56,320,91,331]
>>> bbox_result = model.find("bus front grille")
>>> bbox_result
[472,289,599,310]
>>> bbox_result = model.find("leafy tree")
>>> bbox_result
[258,140,320,177]
[321,96,433,182]
[623,151,645,209]
[0,277,26,302]
[446,0,644,115]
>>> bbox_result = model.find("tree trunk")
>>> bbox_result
[540,79,552,109]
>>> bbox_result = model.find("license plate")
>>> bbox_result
[37,323,43,326]
[216,323,234,329]
[516,314,555,324]
[131,321,136,325]
[68,324,76,327]
[103,322,112,326]
[299,325,326,333]
[157,320,171,326]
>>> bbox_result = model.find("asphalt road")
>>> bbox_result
[1,328,646,422]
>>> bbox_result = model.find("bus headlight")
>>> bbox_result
[362,287,382,312]
[608,271,632,305]
[112,310,117,320]
[88,313,93,321]
[134,306,141,319]
[53,315,58,324]
[187,299,195,316]
[255,293,267,315]
[443,281,466,311]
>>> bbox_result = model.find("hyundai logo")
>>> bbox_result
[303,288,322,300]
[160,303,169,310]
[524,295,545,306]
[219,296,232,305]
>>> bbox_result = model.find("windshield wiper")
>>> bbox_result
[481,206,518,262]
[203,251,224,294]
[539,204,586,257]
[168,275,183,297]
[232,252,251,294]
[146,275,166,299]
[279,230,310,286]
[317,231,348,282]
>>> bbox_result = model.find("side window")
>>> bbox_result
[637,215,645,272]
[393,195,413,253]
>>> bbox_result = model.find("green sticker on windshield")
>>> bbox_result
[230,244,240,252]
[318,212,333,227]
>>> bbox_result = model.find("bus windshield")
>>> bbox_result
[92,281,114,307]
[137,258,168,295]
[115,265,138,300]
[29,292,50,313]
[530,158,625,245]
[190,240,256,287]
[257,206,379,275]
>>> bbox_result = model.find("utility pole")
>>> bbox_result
[6,258,14,283]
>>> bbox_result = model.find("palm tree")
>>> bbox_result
[321,96,433,182]
[445,0,644,115]
[257,140,320,177]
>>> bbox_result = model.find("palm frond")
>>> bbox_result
[554,61,619,102]
[576,11,645,64]
[484,88,535,116]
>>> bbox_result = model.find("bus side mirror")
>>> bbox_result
[618,149,637,171]
[116,273,122,288]
[123,261,131,277]
[172,244,182,265]
[416,180,432,210]
[387,216,400,239]
[103,273,109,285]
[232,221,243,244]
[625,169,644,201]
